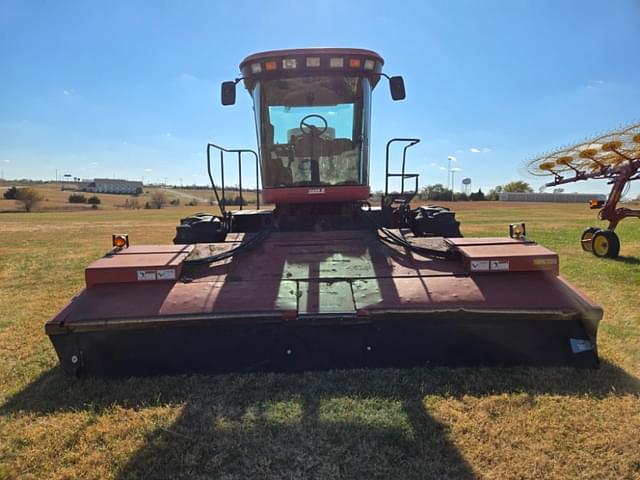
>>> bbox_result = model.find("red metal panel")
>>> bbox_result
[446,237,532,246]
[353,272,577,312]
[298,280,356,315]
[52,232,598,333]
[58,279,299,327]
[455,243,559,275]
[85,245,194,287]
[115,245,194,255]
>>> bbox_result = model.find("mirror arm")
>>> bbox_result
[370,72,391,80]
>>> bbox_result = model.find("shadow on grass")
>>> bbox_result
[613,255,640,265]
[2,362,639,479]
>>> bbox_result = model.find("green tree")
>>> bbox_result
[420,184,454,201]
[68,193,87,203]
[3,186,19,200]
[15,188,44,212]
[149,191,167,209]
[503,181,533,193]
[469,188,486,201]
[453,192,468,201]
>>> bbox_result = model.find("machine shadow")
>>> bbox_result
[612,255,640,265]
[3,362,640,478]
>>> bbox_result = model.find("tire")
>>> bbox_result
[591,230,620,258]
[580,227,600,252]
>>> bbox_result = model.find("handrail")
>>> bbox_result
[384,138,420,195]
[206,143,261,218]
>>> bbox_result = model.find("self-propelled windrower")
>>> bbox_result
[46,48,602,376]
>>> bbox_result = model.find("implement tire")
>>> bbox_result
[592,230,620,258]
[580,227,600,252]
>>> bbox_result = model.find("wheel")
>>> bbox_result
[591,230,620,258]
[580,227,600,252]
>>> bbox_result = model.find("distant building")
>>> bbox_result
[499,192,607,203]
[79,178,143,195]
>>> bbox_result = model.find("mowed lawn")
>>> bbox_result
[0,202,639,480]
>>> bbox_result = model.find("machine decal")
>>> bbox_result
[157,269,177,280]
[490,260,510,271]
[570,338,594,353]
[470,260,490,271]
[137,270,158,281]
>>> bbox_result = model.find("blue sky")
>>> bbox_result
[1,0,639,196]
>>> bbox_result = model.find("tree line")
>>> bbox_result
[415,180,534,201]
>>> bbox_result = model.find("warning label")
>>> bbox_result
[470,260,490,271]
[137,270,157,281]
[490,260,510,271]
[157,269,177,280]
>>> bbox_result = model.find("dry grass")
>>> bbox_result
[0,183,259,213]
[0,202,639,480]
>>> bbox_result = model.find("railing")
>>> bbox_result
[384,138,421,198]
[206,143,261,216]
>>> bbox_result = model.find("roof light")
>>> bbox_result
[265,60,277,71]
[349,58,361,68]
[250,62,262,74]
[364,59,376,71]
[329,57,344,68]
[306,56,321,67]
[282,58,297,69]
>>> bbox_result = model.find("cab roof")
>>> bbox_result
[240,48,384,68]
[238,48,385,89]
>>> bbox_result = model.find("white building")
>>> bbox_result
[80,178,143,195]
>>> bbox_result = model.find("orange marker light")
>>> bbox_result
[112,234,129,249]
[265,61,277,71]
[349,58,361,68]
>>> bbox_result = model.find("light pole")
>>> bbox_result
[451,167,461,200]
[447,156,456,191]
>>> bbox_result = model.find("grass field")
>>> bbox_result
[0,202,639,479]
[0,183,259,212]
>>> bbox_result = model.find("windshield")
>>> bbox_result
[254,76,370,188]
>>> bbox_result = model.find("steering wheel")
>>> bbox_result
[299,114,328,136]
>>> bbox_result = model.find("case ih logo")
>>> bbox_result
[307,188,326,194]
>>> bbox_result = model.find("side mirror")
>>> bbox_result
[221,81,236,106]
[389,76,406,101]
